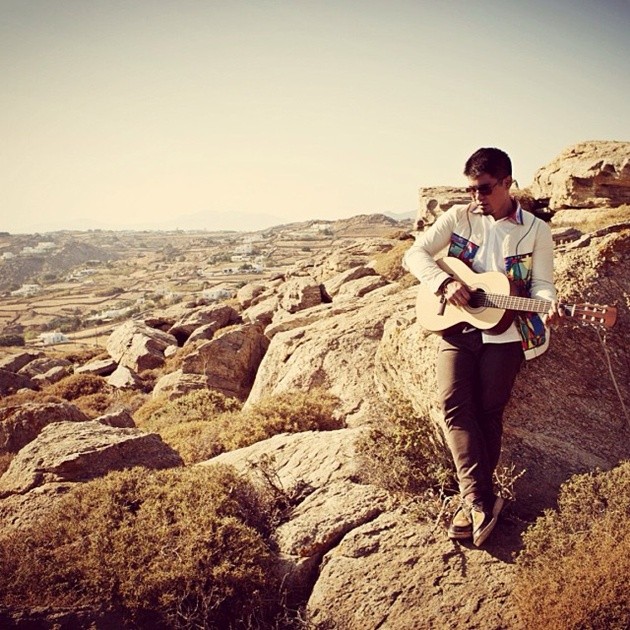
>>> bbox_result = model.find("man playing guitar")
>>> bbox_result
[404,147,563,547]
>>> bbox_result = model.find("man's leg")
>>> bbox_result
[437,331,493,502]
[477,341,524,484]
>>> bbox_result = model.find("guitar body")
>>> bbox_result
[415,257,516,334]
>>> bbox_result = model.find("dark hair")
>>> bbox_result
[464,148,512,180]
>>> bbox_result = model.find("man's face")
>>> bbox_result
[466,173,512,217]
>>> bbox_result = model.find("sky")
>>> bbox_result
[1,0,629,233]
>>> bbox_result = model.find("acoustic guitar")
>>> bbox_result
[415,257,617,334]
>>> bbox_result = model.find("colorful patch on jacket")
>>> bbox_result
[504,253,546,351]
[448,233,478,265]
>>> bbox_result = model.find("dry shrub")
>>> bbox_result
[135,389,242,431]
[0,465,281,629]
[151,389,343,464]
[73,392,117,418]
[511,461,630,629]
[371,239,416,284]
[355,392,455,497]
[0,390,62,409]
[47,373,110,400]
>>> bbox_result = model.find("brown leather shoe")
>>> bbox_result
[447,501,473,540]
[471,496,504,547]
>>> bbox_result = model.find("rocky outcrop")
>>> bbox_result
[75,357,118,377]
[278,276,326,314]
[152,369,209,399]
[168,304,241,345]
[0,401,89,454]
[306,511,523,629]
[0,420,182,498]
[203,428,392,600]
[416,186,470,229]
[181,324,270,401]
[0,368,35,395]
[0,351,44,374]
[17,357,72,378]
[106,320,178,372]
[106,365,143,390]
[531,141,630,209]
[247,285,414,424]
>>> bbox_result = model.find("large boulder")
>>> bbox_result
[278,276,325,314]
[0,420,183,498]
[0,351,45,374]
[75,357,118,377]
[181,323,270,401]
[0,368,35,396]
[322,265,379,297]
[247,285,413,424]
[306,511,523,629]
[167,304,241,345]
[106,320,178,372]
[0,401,89,454]
[18,357,72,378]
[531,140,630,209]
[201,428,390,600]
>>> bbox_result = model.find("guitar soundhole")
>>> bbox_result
[466,288,486,313]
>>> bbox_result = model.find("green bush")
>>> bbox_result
[511,461,630,629]
[142,389,342,464]
[0,465,281,629]
[355,392,455,497]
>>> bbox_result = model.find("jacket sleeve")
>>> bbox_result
[530,219,557,302]
[403,207,459,294]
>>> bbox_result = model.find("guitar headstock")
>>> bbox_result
[562,303,618,329]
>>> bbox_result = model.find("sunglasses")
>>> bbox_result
[465,181,500,196]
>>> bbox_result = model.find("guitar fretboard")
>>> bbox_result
[469,292,553,314]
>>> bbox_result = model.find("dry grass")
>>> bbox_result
[0,465,282,629]
[511,461,630,629]
[137,389,342,464]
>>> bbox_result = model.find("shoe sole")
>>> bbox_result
[447,528,473,540]
[472,496,505,547]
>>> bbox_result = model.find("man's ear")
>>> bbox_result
[504,176,513,190]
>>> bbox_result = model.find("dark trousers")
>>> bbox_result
[437,330,523,503]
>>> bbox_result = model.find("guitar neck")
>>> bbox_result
[473,292,554,314]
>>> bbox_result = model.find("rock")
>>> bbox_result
[247,285,414,424]
[30,364,73,387]
[167,304,241,345]
[531,140,630,209]
[181,324,269,401]
[184,323,221,346]
[0,368,35,396]
[278,276,324,314]
[203,428,363,494]
[0,401,89,454]
[106,320,178,372]
[242,295,279,326]
[306,511,523,629]
[0,351,44,374]
[275,481,391,600]
[74,357,118,377]
[95,409,136,428]
[106,365,143,390]
[0,420,183,498]
[152,369,209,399]
[18,357,72,378]
[237,282,267,309]
[334,274,390,299]
[416,186,470,229]
[323,265,379,297]
[203,428,392,602]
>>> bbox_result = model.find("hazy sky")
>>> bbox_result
[2,0,629,232]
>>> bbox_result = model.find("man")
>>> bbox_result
[404,147,560,546]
